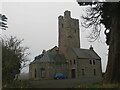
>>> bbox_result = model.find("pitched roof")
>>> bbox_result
[54,54,66,64]
[32,49,66,64]
[73,48,100,59]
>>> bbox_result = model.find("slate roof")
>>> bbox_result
[54,54,66,64]
[31,47,100,64]
[73,48,100,60]
[32,50,66,64]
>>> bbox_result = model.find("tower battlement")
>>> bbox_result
[64,10,71,18]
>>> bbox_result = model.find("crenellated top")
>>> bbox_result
[64,10,71,18]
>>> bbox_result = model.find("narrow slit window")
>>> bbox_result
[35,69,36,78]
[61,23,63,28]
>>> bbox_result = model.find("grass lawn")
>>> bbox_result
[2,80,30,88]
[76,83,120,88]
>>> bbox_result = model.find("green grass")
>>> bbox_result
[3,80,30,88]
[76,83,120,88]
[14,80,30,88]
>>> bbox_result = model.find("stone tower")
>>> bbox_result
[58,10,80,58]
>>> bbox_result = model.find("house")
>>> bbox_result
[29,10,102,82]
[29,46,68,80]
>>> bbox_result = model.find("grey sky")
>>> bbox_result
[2,2,108,73]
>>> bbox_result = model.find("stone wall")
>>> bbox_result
[29,62,68,80]
[77,58,102,82]
[58,10,80,58]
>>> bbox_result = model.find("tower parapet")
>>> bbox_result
[64,10,71,18]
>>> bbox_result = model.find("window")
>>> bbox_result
[74,59,76,64]
[75,29,76,33]
[70,60,72,65]
[41,68,45,78]
[90,60,92,64]
[68,35,72,38]
[34,69,36,78]
[74,22,76,26]
[93,60,95,65]
[94,69,96,76]
[82,69,84,76]
[61,23,63,28]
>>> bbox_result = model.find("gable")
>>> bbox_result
[73,48,100,60]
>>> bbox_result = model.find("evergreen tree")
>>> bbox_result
[77,1,120,83]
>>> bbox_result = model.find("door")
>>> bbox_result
[71,69,76,78]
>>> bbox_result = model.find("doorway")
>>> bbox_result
[40,68,45,78]
[71,69,76,78]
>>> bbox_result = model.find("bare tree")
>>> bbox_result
[2,36,29,87]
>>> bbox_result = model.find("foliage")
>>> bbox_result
[77,1,120,83]
[78,2,120,43]
[2,36,29,87]
[0,14,8,30]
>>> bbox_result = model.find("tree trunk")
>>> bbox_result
[104,16,120,83]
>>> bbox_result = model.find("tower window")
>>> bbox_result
[68,35,72,38]
[61,23,63,28]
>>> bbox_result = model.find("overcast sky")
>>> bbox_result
[2,1,108,73]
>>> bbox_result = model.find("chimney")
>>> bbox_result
[89,45,93,50]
